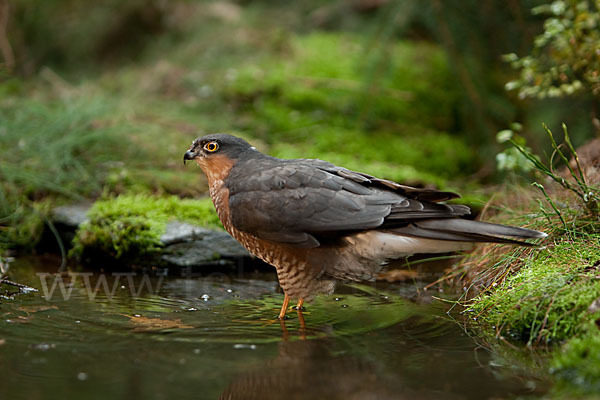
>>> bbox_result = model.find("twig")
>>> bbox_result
[0,277,37,292]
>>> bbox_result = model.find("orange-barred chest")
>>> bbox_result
[208,180,230,226]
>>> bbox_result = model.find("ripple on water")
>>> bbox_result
[0,262,440,347]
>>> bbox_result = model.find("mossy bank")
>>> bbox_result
[452,171,600,398]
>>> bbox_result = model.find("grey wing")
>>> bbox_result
[313,160,462,202]
[228,162,393,247]
[226,158,470,248]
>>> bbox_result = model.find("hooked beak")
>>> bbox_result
[183,150,197,165]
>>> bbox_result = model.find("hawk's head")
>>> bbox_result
[184,134,259,181]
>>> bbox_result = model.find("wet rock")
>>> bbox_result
[161,221,215,245]
[52,204,91,228]
[161,228,250,267]
[159,221,251,268]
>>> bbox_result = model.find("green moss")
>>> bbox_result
[71,194,221,261]
[550,332,600,397]
[468,233,600,344]
[227,33,460,130]
[463,129,600,348]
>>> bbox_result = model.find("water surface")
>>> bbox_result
[0,256,546,399]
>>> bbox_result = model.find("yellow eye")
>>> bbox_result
[204,141,219,152]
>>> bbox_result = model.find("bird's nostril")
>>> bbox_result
[183,150,196,164]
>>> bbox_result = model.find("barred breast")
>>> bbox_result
[209,180,327,300]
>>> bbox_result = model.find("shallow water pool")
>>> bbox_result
[0,256,547,400]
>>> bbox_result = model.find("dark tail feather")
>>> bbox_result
[416,219,547,238]
[392,218,547,246]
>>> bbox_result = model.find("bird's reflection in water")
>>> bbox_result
[218,308,546,400]
[219,340,426,400]
[219,315,445,400]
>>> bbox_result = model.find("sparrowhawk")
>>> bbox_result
[184,134,546,319]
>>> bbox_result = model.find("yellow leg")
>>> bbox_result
[278,294,291,319]
[295,298,304,310]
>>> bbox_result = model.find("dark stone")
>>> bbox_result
[161,224,250,267]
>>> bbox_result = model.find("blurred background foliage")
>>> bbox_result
[505,0,600,99]
[0,0,599,252]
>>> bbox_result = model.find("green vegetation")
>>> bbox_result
[0,97,123,250]
[552,333,600,397]
[505,0,600,99]
[468,234,600,344]
[5,0,171,75]
[453,124,600,397]
[3,1,599,257]
[2,1,600,396]
[71,195,221,262]
[1,4,484,254]
[447,0,600,391]
[225,33,475,185]
[0,93,203,252]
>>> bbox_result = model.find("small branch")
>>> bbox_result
[0,277,37,293]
